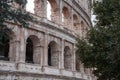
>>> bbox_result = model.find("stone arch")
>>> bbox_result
[81,21,85,34]
[48,0,57,10]
[73,14,79,31]
[0,31,15,61]
[64,46,72,70]
[47,0,58,20]
[25,35,41,64]
[48,41,59,67]
[62,6,71,28]
[62,6,70,24]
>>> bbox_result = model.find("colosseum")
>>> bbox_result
[0,0,95,80]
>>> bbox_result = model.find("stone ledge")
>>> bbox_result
[0,62,89,80]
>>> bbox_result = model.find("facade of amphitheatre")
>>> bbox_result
[0,0,96,80]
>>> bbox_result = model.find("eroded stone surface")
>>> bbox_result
[0,0,96,80]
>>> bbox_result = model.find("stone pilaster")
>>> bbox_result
[81,63,85,74]
[19,28,26,63]
[34,0,47,18]
[51,11,60,24]
[43,32,49,66]
[9,41,16,62]
[33,45,41,64]
[72,44,76,71]
[71,9,74,30]
[43,0,47,18]
[59,39,64,69]
[14,40,21,62]
[34,0,40,16]
[40,44,44,66]
[59,0,63,24]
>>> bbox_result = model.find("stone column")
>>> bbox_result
[51,11,60,24]
[34,0,47,18]
[13,40,22,70]
[80,22,83,37]
[71,9,74,30]
[59,0,63,25]
[43,0,47,18]
[34,0,40,15]
[59,39,64,69]
[33,45,41,64]
[72,44,76,71]
[51,11,56,21]
[19,28,26,63]
[40,44,44,66]
[43,32,49,66]
[64,19,68,27]
[78,21,81,36]
[14,40,21,62]
[9,41,16,62]
[81,63,85,74]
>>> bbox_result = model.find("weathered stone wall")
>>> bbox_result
[0,73,84,80]
[0,0,95,80]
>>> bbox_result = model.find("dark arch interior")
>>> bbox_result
[48,44,51,66]
[73,14,78,26]
[48,41,59,67]
[81,21,85,31]
[62,7,69,19]
[76,57,80,71]
[0,36,9,61]
[26,37,34,63]
[48,0,57,11]
[64,46,72,70]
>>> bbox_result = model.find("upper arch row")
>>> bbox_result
[13,0,89,36]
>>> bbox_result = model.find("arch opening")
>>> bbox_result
[73,14,79,30]
[64,46,72,70]
[62,7,69,19]
[61,7,70,25]
[76,54,80,72]
[47,0,58,20]
[48,44,51,66]
[48,41,59,67]
[26,37,34,63]
[0,31,15,61]
[0,35,10,61]
[25,35,40,64]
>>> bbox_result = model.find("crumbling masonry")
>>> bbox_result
[0,0,96,80]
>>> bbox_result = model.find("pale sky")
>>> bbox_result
[26,0,34,13]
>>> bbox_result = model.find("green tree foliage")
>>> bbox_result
[76,0,120,80]
[0,0,31,44]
